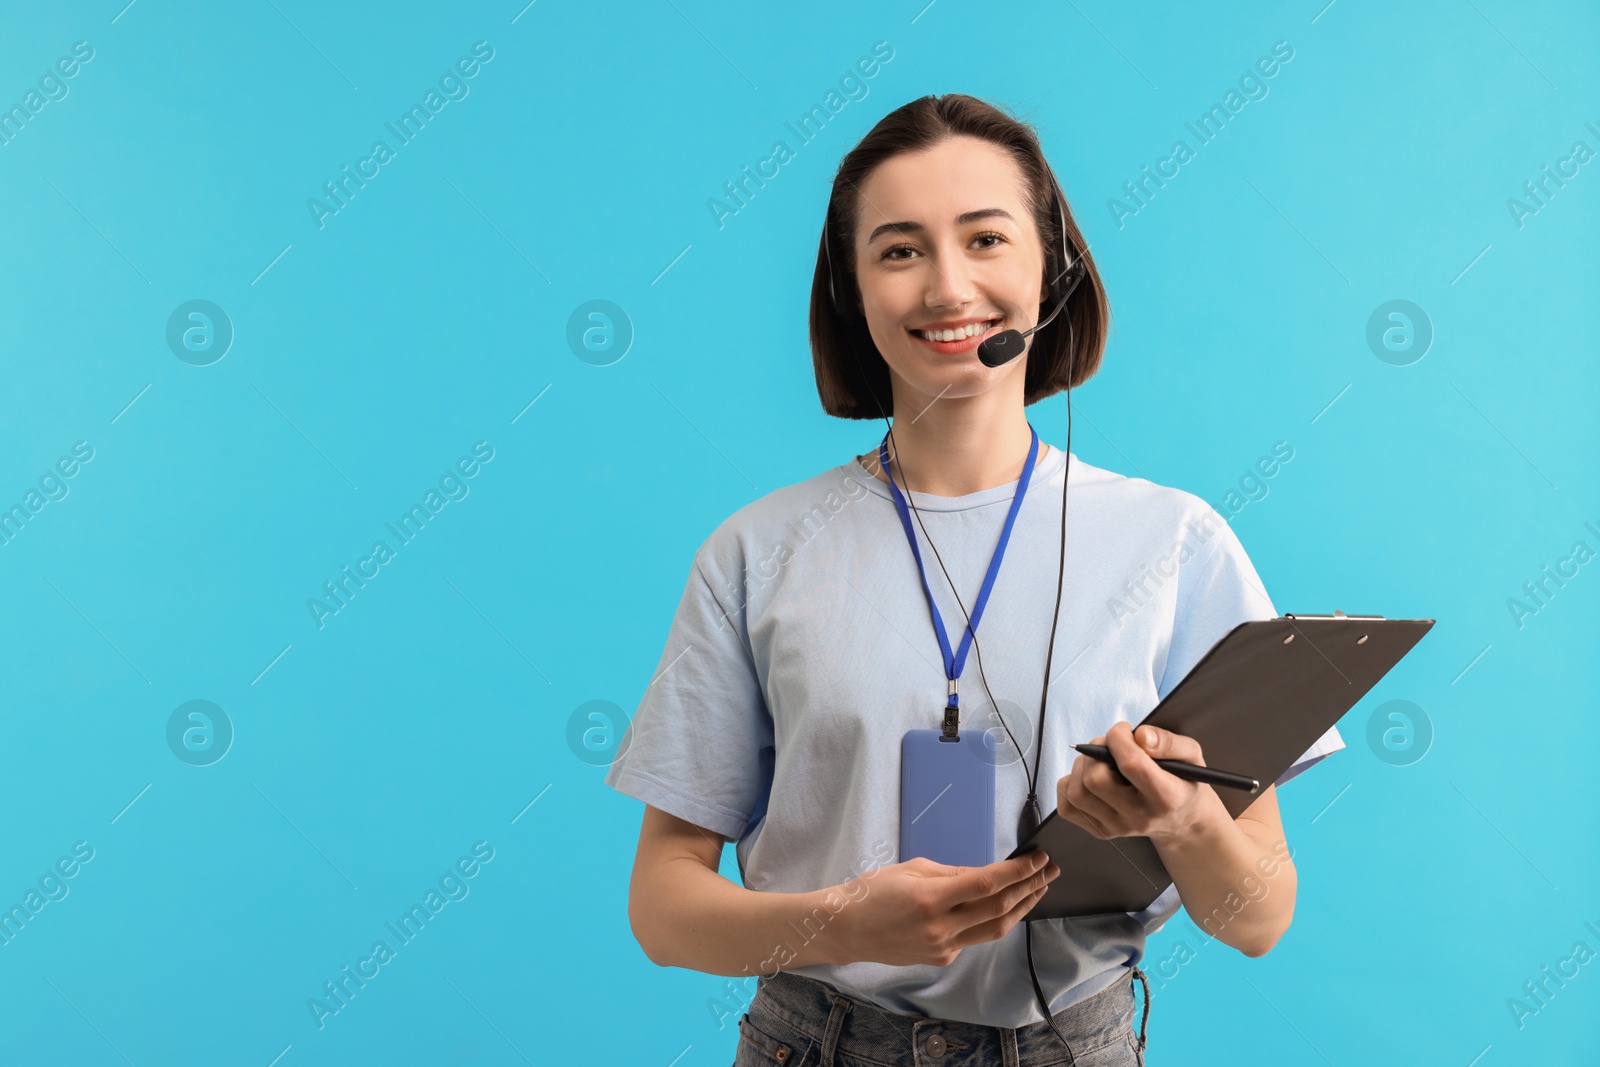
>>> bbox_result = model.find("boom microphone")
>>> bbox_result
[976,256,1087,368]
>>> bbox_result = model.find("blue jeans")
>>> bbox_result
[733,966,1151,1066]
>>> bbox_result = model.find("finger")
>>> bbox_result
[1080,739,1147,815]
[1059,762,1133,833]
[1059,773,1121,838]
[921,850,1043,883]
[950,856,1059,927]
[950,877,1054,950]
[1071,786,1121,838]
[1104,721,1173,798]
[1111,724,1209,812]
[1081,757,1150,819]
[1135,723,1205,766]
[1082,735,1139,796]
[944,851,1051,907]
[1072,750,1130,803]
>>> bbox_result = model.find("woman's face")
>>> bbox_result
[850,135,1048,405]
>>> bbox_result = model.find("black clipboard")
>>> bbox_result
[1007,613,1434,920]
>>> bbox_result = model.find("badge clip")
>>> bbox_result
[941,680,959,740]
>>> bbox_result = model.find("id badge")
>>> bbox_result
[900,728,997,867]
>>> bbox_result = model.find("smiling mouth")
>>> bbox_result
[907,317,1005,356]
[909,317,1003,343]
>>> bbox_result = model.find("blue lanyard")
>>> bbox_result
[880,424,1040,724]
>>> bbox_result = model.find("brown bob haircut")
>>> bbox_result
[809,93,1111,420]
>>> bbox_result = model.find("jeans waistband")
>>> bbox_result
[741,965,1150,1067]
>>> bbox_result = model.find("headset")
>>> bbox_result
[821,159,1135,1062]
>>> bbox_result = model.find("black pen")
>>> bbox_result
[1072,743,1260,794]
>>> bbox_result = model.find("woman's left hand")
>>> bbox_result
[1055,721,1227,847]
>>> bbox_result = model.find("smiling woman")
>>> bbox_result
[609,92,1341,1067]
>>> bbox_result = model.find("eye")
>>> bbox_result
[881,231,1008,262]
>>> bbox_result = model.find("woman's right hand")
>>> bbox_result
[826,850,1061,967]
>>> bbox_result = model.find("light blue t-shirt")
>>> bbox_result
[605,441,1344,1027]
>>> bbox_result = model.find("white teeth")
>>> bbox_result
[917,320,996,342]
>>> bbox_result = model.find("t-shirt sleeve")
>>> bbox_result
[603,552,774,843]
[1128,512,1344,932]
[1272,724,1345,788]
[1155,511,1345,793]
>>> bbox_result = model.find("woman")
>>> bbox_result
[605,94,1344,1066]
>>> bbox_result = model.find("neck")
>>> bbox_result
[860,372,1040,497]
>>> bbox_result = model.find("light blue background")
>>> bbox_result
[0,1,1595,1063]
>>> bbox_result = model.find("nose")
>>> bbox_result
[924,240,976,309]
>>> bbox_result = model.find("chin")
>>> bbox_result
[908,372,995,401]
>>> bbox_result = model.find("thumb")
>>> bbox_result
[1137,725,1164,754]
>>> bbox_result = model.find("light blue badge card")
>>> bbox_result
[901,728,998,867]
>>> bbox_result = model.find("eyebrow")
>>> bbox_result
[866,207,1016,245]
